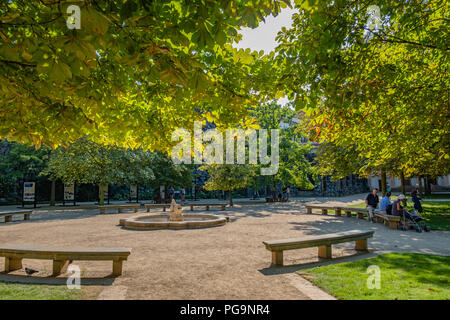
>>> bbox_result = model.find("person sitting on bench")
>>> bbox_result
[379,192,392,215]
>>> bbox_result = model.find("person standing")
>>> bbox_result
[169,187,174,201]
[365,188,379,223]
[181,187,186,202]
[287,187,290,201]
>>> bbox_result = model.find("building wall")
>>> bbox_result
[368,174,450,192]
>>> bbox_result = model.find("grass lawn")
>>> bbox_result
[300,253,450,300]
[422,194,450,200]
[0,281,95,300]
[347,200,450,231]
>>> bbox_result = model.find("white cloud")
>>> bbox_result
[233,7,298,55]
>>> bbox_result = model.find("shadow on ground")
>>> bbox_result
[0,273,116,286]
[259,251,379,276]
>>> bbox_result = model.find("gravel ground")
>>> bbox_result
[0,201,448,300]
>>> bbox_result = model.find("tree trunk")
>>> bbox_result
[229,190,233,207]
[50,180,56,206]
[400,170,406,195]
[381,168,387,197]
[424,176,432,196]
[418,176,423,196]
[99,184,104,206]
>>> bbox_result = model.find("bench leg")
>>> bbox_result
[134,208,138,213]
[388,221,398,230]
[322,209,328,215]
[163,206,166,212]
[357,212,364,219]
[5,257,22,272]
[112,260,123,276]
[355,239,368,251]
[118,208,122,213]
[221,205,225,211]
[190,205,193,211]
[206,206,210,211]
[24,213,30,220]
[100,208,105,214]
[52,260,70,276]
[318,245,332,259]
[306,208,312,214]
[375,216,383,223]
[146,207,150,213]
[272,251,283,266]
[5,215,12,223]
[345,211,352,217]
[335,209,341,216]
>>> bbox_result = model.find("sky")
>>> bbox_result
[233,7,298,105]
[233,7,298,54]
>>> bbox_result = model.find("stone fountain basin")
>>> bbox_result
[119,214,228,230]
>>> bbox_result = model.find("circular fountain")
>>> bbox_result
[119,200,228,230]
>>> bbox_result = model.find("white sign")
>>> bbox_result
[64,183,75,201]
[23,182,35,201]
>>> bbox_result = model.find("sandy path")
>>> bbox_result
[0,202,449,299]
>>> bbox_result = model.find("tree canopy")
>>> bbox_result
[43,138,192,203]
[199,163,256,206]
[44,138,155,186]
[0,0,291,151]
[250,102,314,192]
[272,0,449,181]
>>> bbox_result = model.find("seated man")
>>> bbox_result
[379,192,392,215]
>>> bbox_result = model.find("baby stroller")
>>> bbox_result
[399,208,430,233]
